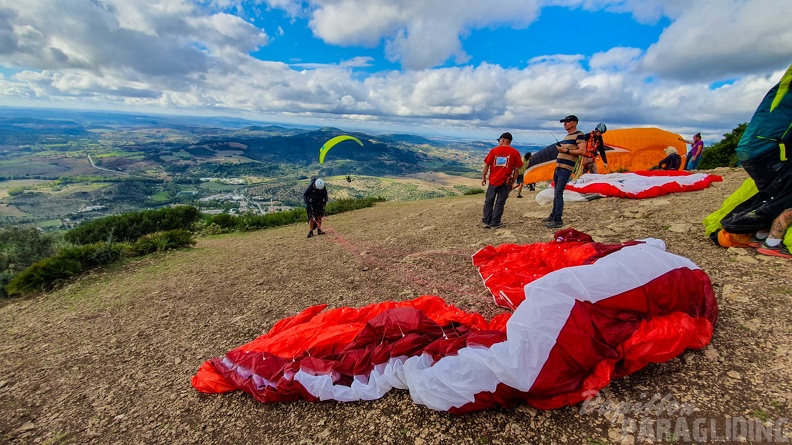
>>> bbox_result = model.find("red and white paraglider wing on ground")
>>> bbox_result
[565,170,722,199]
[192,231,717,413]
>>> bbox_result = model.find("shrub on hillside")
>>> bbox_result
[6,231,195,297]
[128,229,196,256]
[234,208,306,231]
[201,196,386,233]
[5,257,83,295]
[6,187,26,196]
[57,242,126,268]
[5,197,382,297]
[65,206,201,245]
[0,226,57,298]
[464,188,484,195]
[325,197,385,215]
[206,213,237,230]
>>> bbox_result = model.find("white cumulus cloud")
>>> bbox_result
[0,0,791,143]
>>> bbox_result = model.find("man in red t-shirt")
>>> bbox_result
[481,132,523,228]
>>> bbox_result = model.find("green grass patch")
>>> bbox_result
[199,182,238,192]
[150,190,170,202]
[37,219,62,228]
[95,151,130,158]
[753,408,770,422]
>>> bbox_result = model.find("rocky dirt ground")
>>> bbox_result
[1,167,790,444]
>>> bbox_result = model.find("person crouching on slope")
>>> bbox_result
[481,132,523,229]
[304,177,328,238]
[649,146,682,171]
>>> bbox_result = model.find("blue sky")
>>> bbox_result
[0,0,790,144]
[253,5,670,72]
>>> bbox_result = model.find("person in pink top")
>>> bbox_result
[481,132,523,229]
[681,133,704,170]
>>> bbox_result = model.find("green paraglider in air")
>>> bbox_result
[319,135,364,164]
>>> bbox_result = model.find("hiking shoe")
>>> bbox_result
[748,235,766,248]
[307,231,314,238]
[542,216,555,223]
[517,194,523,198]
[757,243,792,259]
[545,220,563,229]
[317,229,325,235]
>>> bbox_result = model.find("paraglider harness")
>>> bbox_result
[584,132,602,159]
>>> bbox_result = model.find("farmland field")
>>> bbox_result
[0,203,26,216]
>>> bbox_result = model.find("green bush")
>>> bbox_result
[204,196,387,233]
[58,242,126,268]
[128,229,196,256]
[464,188,485,195]
[5,257,83,295]
[200,223,226,236]
[4,197,380,297]
[229,208,306,232]
[1,226,57,297]
[325,197,386,215]
[64,206,201,245]
[6,231,194,297]
[206,213,236,230]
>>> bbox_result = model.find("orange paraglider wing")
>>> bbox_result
[523,128,687,184]
[600,127,687,173]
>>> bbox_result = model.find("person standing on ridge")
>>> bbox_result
[481,132,523,229]
[580,123,609,175]
[544,115,586,229]
[525,151,536,191]
[304,177,328,238]
[511,152,531,197]
[681,133,704,171]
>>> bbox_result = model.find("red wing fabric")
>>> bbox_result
[193,230,717,413]
[565,170,722,199]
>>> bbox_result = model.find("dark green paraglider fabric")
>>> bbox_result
[718,64,792,234]
[736,64,792,163]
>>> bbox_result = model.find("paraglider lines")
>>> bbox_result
[311,221,482,302]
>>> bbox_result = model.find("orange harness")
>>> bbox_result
[585,133,600,159]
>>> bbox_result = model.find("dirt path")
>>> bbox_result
[1,167,790,444]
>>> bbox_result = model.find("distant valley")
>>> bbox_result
[0,107,541,230]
